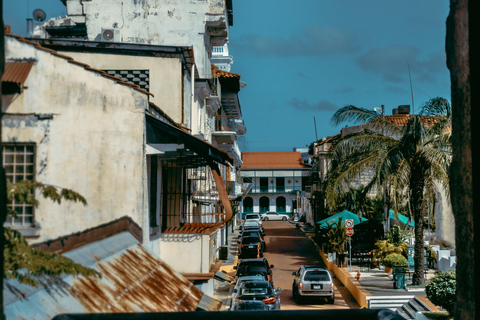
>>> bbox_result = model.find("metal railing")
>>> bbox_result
[214,115,236,132]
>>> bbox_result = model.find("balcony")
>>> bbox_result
[212,115,236,143]
[248,187,303,195]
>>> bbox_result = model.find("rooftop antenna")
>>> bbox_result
[313,116,318,142]
[33,9,47,22]
[407,62,415,115]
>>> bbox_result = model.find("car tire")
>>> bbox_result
[263,217,269,221]
[327,297,335,304]
[292,284,300,303]
[282,216,287,221]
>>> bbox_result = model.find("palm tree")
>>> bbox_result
[325,97,451,285]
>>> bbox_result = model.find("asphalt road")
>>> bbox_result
[261,220,360,310]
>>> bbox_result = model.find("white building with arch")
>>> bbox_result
[239,152,311,219]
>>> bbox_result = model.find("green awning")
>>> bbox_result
[389,209,415,227]
[317,210,368,229]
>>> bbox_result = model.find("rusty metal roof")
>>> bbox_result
[2,61,34,84]
[4,232,221,319]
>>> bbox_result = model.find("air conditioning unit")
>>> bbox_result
[101,28,121,42]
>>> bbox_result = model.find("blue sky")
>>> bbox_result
[4,0,451,152]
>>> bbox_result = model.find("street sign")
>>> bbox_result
[220,223,225,229]
[345,219,354,228]
[346,227,354,236]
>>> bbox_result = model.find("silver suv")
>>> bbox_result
[244,213,262,226]
[291,265,335,304]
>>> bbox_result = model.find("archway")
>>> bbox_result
[276,196,286,213]
[259,196,269,214]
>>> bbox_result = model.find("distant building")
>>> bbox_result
[239,152,311,219]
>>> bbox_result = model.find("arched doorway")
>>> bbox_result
[276,196,286,213]
[243,197,253,216]
[259,196,269,214]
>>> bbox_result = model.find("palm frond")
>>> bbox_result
[419,97,451,118]
[330,105,382,127]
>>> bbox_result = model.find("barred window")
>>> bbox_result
[2,144,36,227]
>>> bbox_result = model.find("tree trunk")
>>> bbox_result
[410,160,425,285]
[1,1,7,318]
[446,1,475,319]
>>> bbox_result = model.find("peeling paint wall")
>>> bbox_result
[75,0,229,78]
[57,51,185,124]
[2,37,151,245]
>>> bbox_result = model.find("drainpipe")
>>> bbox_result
[191,64,195,130]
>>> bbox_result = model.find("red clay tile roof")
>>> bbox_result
[211,63,240,79]
[385,114,437,127]
[317,133,341,146]
[2,61,34,85]
[241,152,309,169]
[162,223,223,234]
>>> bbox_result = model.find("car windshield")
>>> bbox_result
[242,231,261,238]
[241,287,270,296]
[304,270,330,281]
[242,236,260,244]
[234,302,266,310]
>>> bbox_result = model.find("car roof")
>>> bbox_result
[302,265,328,270]
[238,258,268,264]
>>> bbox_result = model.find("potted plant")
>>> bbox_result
[382,253,408,273]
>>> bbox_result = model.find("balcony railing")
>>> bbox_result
[248,187,303,195]
[214,115,235,132]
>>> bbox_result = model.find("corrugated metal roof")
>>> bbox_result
[241,152,310,169]
[2,61,34,84]
[4,232,220,319]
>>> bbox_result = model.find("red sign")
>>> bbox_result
[220,223,225,229]
[346,228,354,236]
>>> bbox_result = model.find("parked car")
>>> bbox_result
[239,230,266,251]
[261,211,289,221]
[238,235,264,258]
[291,265,335,304]
[244,213,263,226]
[233,280,282,310]
[233,258,274,283]
[230,275,266,308]
[230,300,267,311]
[242,220,265,235]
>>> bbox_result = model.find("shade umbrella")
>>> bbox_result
[389,209,415,227]
[317,210,368,229]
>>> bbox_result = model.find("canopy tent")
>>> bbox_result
[389,209,415,227]
[317,210,368,229]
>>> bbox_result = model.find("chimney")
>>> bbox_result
[398,105,410,114]
[392,108,398,115]
[26,18,34,37]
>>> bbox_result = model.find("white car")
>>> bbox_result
[261,211,290,221]
[244,213,262,225]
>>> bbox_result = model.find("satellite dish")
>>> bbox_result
[33,9,46,22]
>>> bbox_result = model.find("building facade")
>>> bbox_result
[239,152,310,219]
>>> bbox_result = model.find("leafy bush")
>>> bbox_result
[425,271,456,315]
[382,253,408,268]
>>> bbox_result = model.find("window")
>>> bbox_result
[2,144,35,227]
[260,177,268,192]
[276,196,286,213]
[104,70,150,91]
[276,177,285,192]
[259,196,269,213]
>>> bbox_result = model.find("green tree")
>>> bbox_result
[325,97,451,285]
[3,180,100,287]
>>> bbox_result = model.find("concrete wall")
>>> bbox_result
[71,0,229,78]
[57,51,186,124]
[3,37,150,244]
[160,232,216,273]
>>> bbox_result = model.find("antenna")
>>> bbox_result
[313,117,318,142]
[33,9,46,22]
[407,62,415,115]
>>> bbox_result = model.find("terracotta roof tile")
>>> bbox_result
[241,152,309,169]
[2,61,34,84]
[317,133,341,146]
[385,114,437,127]
[162,223,222,234]
[211,63,240,78]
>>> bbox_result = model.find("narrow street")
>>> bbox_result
[261,221,360,310]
